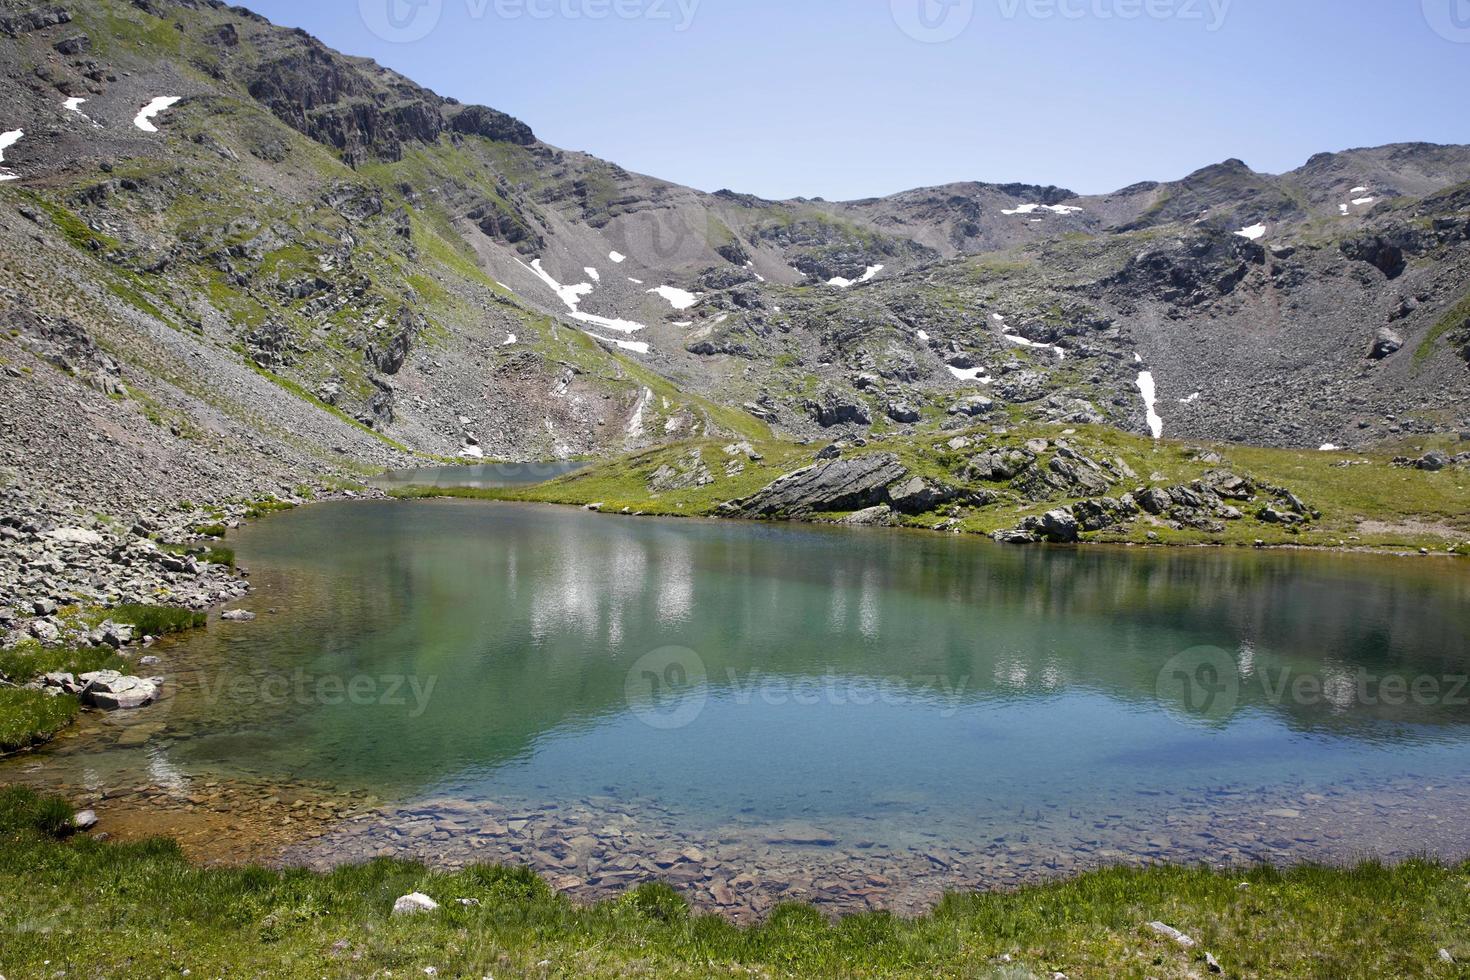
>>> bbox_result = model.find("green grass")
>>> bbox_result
[0,643,127,685]
[0,786,1465,977]
[0,690,80,754]
[395,425,1470,555]
[1415,290,1470,365]
[103,604,207,637]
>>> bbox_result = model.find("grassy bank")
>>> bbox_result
[0,605,206,755]
[0,788,1464,977]
[392,424,1470,555]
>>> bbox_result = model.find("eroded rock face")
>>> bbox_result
[888,477,958,515]
[719,453,907,518]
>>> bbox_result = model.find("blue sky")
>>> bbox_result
[241,0,1468,201]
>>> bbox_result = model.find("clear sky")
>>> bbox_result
[240,0,1468,201]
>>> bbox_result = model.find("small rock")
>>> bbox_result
[73,809,99,831]
[1147,921,1197,948]
[220,609,256,622]
[392,893,439,915]
[1440,949,1455,964]
[1205,951,1223,973]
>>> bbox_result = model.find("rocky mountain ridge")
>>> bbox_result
[0,0,1466,531]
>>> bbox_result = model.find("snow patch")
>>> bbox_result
[828,265,884,289]
[518,258,593,312]
[1136,371,1163,439]
[570,312,646,335]
[1319,443,1340,452]
[0,129,22,162]
[1001,327,1066,360]
[133,96,182,133]
[917,329,930,341]
[1235,223,1267,241]
[648,285,699,310]
[502,334,517,345]
[516,257,647,334]
[1350,186,1368,194]
[586,332,649,354]
[1179,392,1200,404]
[584,267,600,281]
[948,366,992,383]
[626,386,654,438]
[672,321,693,328]
[1002,202,1084,216]
[627,277,644,285]
[460,444,485,460]
[1351,196,1375,206]
[609,250,626,264]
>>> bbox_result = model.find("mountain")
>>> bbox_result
[1,0,1468,523]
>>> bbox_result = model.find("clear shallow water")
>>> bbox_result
[8,500,1470,911]
[369,460,587,490]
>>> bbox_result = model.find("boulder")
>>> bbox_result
[79,671,158,711]
[43,527,103,546]
[804,396,870,428]
[1415,451,1451,472]
[947,395,995,417]
[884,401,922,424]
[1369,327,1404,360]
[888,477,958,515]
[392,893,440,915]
[1073,497,1139,532]
[1030,508,1081,543]
[221,609,256,622]
[720,453,907,518]
[1137,487,1173,515]
[840,505,895,527]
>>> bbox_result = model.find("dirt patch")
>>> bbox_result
[1355,518,1467,540]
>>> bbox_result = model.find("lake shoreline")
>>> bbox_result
[2,785,1466,977]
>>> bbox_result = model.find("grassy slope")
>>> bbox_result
[0,788,1465,978]
[394,423,1470,554]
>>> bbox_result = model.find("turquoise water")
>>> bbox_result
[10,499,1470,898]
